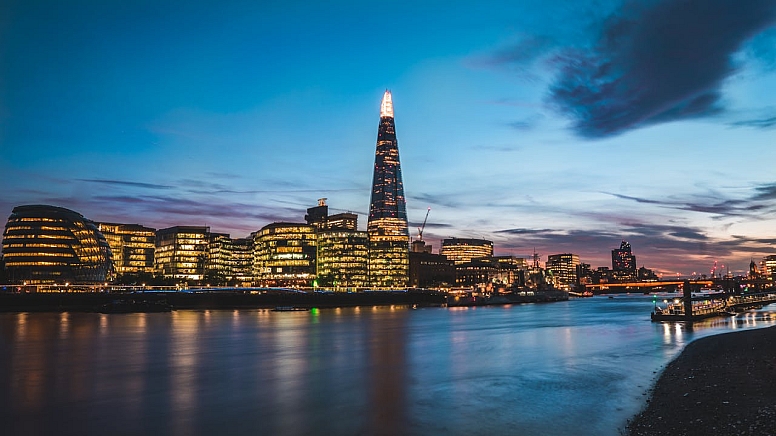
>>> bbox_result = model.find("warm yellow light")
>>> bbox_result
[380,90,393,118]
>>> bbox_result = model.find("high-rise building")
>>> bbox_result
[367,90,409,288]
[546,253,580,290]
[155,226,209,281]
[253,223,316,287]
[440,238,493,265]
[98,222,156,276]
[2,205,112,284]
[611,240,636,281]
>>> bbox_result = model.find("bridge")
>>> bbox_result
[584,280,714,292]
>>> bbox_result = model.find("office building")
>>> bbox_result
[155,226,210,281]
[440,238,493,265]
[409,250,455,288]
[253,223,316,287]
[2,205,112,284]
[231,237,254,284]
[305,198,358,231]
[98,222,155,276]
[367,90,409,288]
[316,229,369,288]
[546,253,580,290]
[611,240,637,281]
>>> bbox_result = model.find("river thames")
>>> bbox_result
[2,295,775,435]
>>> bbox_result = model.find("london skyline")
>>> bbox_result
[2,0,776,276]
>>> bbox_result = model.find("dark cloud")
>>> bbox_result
[730,115,776,129]
[78,179,173,190]
[548,0,776,138]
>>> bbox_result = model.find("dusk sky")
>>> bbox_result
[2,0,776,276]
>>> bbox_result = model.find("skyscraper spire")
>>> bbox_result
[368,90,409,288]
[380,89,394,118]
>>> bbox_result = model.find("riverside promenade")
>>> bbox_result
[629,326,776,436]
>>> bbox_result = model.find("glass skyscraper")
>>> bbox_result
[367,90,409,288]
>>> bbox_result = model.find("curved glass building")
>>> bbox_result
[2,205,112,284]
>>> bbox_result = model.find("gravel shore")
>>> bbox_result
[628,325,776,436]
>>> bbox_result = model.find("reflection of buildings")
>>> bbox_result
[440,238,493,265]
[2,205,112,284]
[367,91,409,288]
[611,240,637,281]
[155,226,209,281]
[546,253,580,290]
[253,223,317,287]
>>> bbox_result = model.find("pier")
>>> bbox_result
[650,280,776,322]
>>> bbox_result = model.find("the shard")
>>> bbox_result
[367,90,409,288]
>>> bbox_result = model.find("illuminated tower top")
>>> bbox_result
[380,90,394,118]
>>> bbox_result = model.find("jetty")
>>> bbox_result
[650,280,776,322]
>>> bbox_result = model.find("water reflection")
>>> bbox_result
[1,298,775,436]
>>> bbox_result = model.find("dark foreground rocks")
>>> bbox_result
[629,325,776,436]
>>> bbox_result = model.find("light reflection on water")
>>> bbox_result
[1,296,775,436]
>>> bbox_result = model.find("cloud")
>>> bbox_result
[547,0,776,138]
[605,190,776,219]
[729,115,776,129]
[78,179,173,190]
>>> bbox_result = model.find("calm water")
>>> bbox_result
[2,296,775,436]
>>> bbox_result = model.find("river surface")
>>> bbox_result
[2,295,775,436]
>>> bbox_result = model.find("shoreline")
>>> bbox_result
[628,325,776,435]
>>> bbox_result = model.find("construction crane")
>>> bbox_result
[417,207,431,241]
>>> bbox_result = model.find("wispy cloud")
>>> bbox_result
[78,179,173,190]
[605,187,776,219]
[729,115,776,129]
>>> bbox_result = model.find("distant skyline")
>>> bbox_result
[2,0,776,276]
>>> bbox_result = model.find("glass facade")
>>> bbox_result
[2,205,112,284]
[316,230,369,288]
[231,237,254,284]
[155,226,210,281]
[368,90,409,288]
[207,232,232,278]
[98,222,155,275]
[611,240,637,281]
[253,223,316,287]
[546,253,580,290]
[440,238,494,265]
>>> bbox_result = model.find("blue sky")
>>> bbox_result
[2,0,776,276]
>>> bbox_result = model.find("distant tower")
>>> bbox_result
[367,90,409,288]
[611,240,637,280]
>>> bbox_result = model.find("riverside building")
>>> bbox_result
[253,223,316,287]
[155,226,210,281]
[98,222,155,276]
[440,238,494,265]
[367,90,409,288]
[2,205,112,284]
[546,253,580,290]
